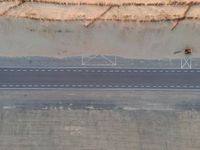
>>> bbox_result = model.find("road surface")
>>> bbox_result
[0,68,200,89]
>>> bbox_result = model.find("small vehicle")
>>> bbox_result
[184,48,192,55]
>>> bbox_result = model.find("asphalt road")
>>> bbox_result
[0,68,200,89]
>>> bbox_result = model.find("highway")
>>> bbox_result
[0,68,199,89]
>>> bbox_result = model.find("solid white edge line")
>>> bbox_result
[0,88,200,92]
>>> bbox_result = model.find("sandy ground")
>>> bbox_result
[0,1,20,14]
[2,108,200,150]
[0,89,200,111]
[0,90,200,149]
[0,18,200,59]
[4,2,200,21]
[0,1,200,59]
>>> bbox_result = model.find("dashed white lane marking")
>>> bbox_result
[0,84,199,89]
[1,69,200,73]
